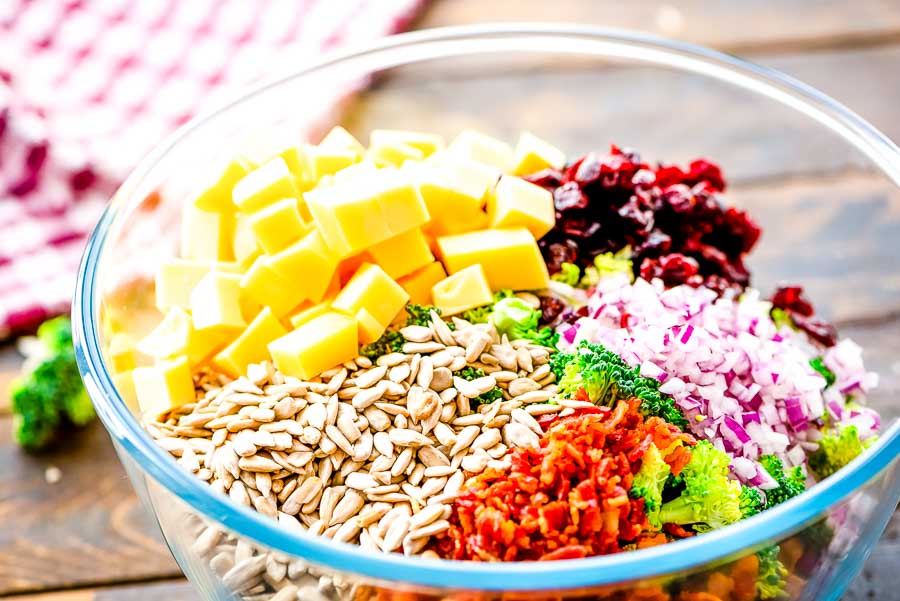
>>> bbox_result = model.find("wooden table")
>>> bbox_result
[1,1,899,599]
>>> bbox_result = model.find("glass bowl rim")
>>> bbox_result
[73,23,900,592]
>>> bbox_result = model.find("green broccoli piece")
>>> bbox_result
[360,330,405,360]
[809,357,836,387]
[457,366,485,381]
[10,316,94,450]
[739,486,765,519]
[580,247,634,288]
[755,544,788,600]
[456,366,502,405]
[404,304,453,329]
[808,425,873,480]
[629,443,671,527]
[553,341,687,428]
[488,297,558,348]
[758,454,806,508]
[551,262,581,286]
[657,441,743,532]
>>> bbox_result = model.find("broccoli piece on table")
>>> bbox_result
[553,341,687,428]
[739,485,765,519]
[758,454,806,508]
[808,424,873,480]
[10,316,94,450]
[629,443,671,527]
[755,544,788,600]
[657,440,743,532]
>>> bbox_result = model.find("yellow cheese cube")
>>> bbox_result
[133,356,195,416]
[305,169,428,258]
[333,161,378,183]
[108,333,137,373]
[190,272,246,332]
[510,131,566,176]
[267,230,339,303]
[192,157,253,212]
[136,306,231,365]
[248,197,313,255]
[305,144,359,181]
[397,261,447,305]
[155,259,211,311]
[268,312,358,379]
[319,125,366,159]
[332,263,409,327]
[233,157,299,213]
[289,301,332,328]
[276,146,316,191]
[240,257,304,318]
[432,264,494,315]
[370,129,445,156]
[486,176,556,239]
[367,228,435,279]
[447,129,513,171]
[112,370,140,413]
[232,214,262,267]
[355,307,386,344]
[404,161,491,237]
[213,307,287,378]
[367,140,425,168]
[181,205,235,262]
[436,227,549,291]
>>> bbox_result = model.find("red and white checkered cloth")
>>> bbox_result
[0,0,424,339]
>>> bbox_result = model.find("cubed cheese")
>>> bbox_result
[233,157,299,213]
[133,356,195,416]
[267,230,339,303]
[355,307,386,344]
[305,144,359,181]
[240,257,304,318]
[268,312,358,379]
[192,157,253,212]
[155,259,211,311]
[319,126,366,159]
[337,252,371,286]
[432,264,493,315]
[397,261,447,305]
[333,161,378,183]
[276,146,316,192]
[509,131,566,176]
[108,333,137,373]
[305,169,428,258]
[213,307,287,378]
[190,271,246,331]
[447,129,513,171]
[405,161,492,237]
[367,140,425,168]
[289,301,332,328]
[367,228,434,279]
[137,306,232,365]
[112,370,140,413]
[332,263,409,327]
[486,175,555,239]
[180,205,235,262]
[370,129,445,156]
[436,227,549,291]
[232,214,262,266]
[248,197,313,254]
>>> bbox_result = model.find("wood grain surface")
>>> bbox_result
[1,0,899,599]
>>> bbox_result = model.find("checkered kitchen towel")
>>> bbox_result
[0,0,425,339]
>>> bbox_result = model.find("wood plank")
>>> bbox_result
[415,0,900,54]
[0,417,182,596]
[4,579,199,601]
[344,43,900,184]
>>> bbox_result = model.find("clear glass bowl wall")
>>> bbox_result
[73,26,900,601]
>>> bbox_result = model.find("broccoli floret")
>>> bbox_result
[657,440,743,532]
[551,262,581,286]
[360,330,405,360]
[808,425,873,480]
[456,366,502,405]
[580,247,633,288]
[758,455,806,508]
[630,443,671,527]
[10,316,94,450]
[809,357,836,387]
[488,297,558,348]
[739,486,765,519]
[553,341,687,428]
[756,545,788,600]
[404,304,453,329]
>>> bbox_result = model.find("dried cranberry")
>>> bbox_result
[791,314,838,347]
[524,168,564,189]
[685,159,726,191]
[771,285,815,316]
[640,254,700,288]
[553,181,589,211]
[543,240,580,274]
[540,295,568,325]
[770,285,837,347]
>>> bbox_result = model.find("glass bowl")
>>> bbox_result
[73,25,900,601]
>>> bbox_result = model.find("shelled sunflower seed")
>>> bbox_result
[149,316,558,601]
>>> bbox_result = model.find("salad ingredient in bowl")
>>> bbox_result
[118,125,883,599]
